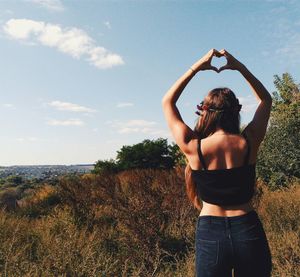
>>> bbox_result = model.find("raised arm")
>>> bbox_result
[240,66,272,143]
[162,49,221,154]
[218,49,272,146]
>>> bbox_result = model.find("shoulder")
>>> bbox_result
[183,136,199,155]
[182,136,201,167]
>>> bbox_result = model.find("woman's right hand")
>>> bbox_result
[191,48,222,73]
[218,49,245,72]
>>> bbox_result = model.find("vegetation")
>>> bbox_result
[93,138,185,174]
[94,73,300,191]
[0,175,57,212]
[256,73,300,189]
[0,169,299,276]
[0,72,299,276]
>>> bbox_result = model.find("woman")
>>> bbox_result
[162,49,273,277]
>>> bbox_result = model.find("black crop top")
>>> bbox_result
[191,134,256,206]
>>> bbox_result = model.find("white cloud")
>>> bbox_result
[3,19,124,69]
[26,0,64,12]
[124,119,157,127]
[275,32,300,62]
[16,138,25,142]
[263,16,300,64]
[16,137,39,142]
[116,102,134,108]
[238,96,259,113]
[48,100,96,113]
[3,103,15,109]
[104,21,111,29]
[270,6,287,15]
[88,46,123,69]
[107,119,170,137]
[28,137,38,141]
[47,119,84,126]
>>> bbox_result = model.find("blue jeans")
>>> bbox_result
[195,210,272,277]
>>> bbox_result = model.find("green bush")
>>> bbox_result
[93,138,186,174]
[257,73,300,189]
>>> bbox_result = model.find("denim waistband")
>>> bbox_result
[197,210,259,226]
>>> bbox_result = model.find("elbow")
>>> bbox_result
[260,93,272,105]
[161,96,173,107]
[265,95,273,106]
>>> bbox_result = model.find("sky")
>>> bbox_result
[0,0,299,166]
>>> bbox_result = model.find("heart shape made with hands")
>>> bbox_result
[211,56,227,72]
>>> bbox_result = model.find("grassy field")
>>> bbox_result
[0,169,299,276]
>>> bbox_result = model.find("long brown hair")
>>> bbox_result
[185,87,241,210]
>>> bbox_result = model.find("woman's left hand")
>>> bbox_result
[191,49,222,73]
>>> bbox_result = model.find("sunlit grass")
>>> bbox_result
[0,169,299,276]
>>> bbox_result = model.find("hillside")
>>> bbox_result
[0,168,299,276]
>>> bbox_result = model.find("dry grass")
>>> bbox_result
[0,169,299,276]
[256,181,300,277]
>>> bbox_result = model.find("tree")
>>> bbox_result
[6,175,24,186]
[257,73,300,189]
[169,143,186,167]
[92,159,119,174]
[93,138,186,174]
[116,138,175,170]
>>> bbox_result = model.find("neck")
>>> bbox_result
[212,130,228,135]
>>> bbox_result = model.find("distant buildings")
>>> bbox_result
[0,164,94,179]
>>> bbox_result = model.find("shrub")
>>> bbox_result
[0,170,299,276]
[17,184,60,218]
[0,188,20,211]
[257,73,300,189]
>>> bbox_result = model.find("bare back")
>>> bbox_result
[187,131,258,171]
[186,129,259,217]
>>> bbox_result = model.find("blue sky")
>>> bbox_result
[0,0,299,166]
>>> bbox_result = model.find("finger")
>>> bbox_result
[213,50,222,57]
[219,49,229,57]
[218,66,226,72]
[210,66,219,73]
[208,49,216,59]
[212,49,222,58]
[218,65,229,72]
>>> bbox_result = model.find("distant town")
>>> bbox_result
[0,164,94,179]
